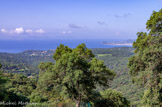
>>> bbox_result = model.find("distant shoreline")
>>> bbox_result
[0,46,133,54]
[0,39,134,53]
[102,42,133,46]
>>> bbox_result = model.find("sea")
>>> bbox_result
[0,39,129,53]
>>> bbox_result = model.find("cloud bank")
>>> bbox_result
[1,27,45,34]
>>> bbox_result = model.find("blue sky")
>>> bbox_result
[0,0,161,40]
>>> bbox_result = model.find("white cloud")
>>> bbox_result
[62,30,72,34]
[14,27,24,34]
[1,27,45,35]
[1,27,24,34]
[1,29,7,33]
[25,29,33,33]
[36,29,45,33]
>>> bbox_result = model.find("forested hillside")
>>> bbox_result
[0,50,55,75]
[0,47,133,76]
[0,47,144,105]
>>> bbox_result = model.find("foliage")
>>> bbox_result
[38,43,115,107]
[128,9,162,106]
[0,47,142,106]
[0,65,30,107]
[146,9,162,35]
[92,89,130,107]
[97,53,144,106]
[5,73,37,97]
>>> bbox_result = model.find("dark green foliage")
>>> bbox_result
[0,66,30,107]
[53,44,72,61]
[39,62,54,72]
[146,9,162,35]
[97,51,144,106]
[0,68,8,102]
[93,89,130,107]
[6,74,37,97]
[128,9,162,106]
[29,93,48,103]
[37,43,115,107]
[0,90,29,107]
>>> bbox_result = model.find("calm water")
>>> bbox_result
[0,39,126,53]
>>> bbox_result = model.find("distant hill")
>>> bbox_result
[21,49,55,56]
[0,49,55,75]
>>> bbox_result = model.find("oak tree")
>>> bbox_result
[38,43,115,107]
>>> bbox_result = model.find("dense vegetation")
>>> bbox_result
[0,46,131,107]
[128,9,162,106]
[0,47,139,106]
[0,50,55,75]
[0,47,146,106]
[37,44,128,107]
[96,50,145,105]
[0,65,36,107]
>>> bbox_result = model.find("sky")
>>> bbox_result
[0,0,161,40]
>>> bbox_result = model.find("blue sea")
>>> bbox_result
[0,39,127,53]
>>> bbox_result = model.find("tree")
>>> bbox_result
[146,9,162,35]
[128,9,162,106]
[38,43,115,107]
